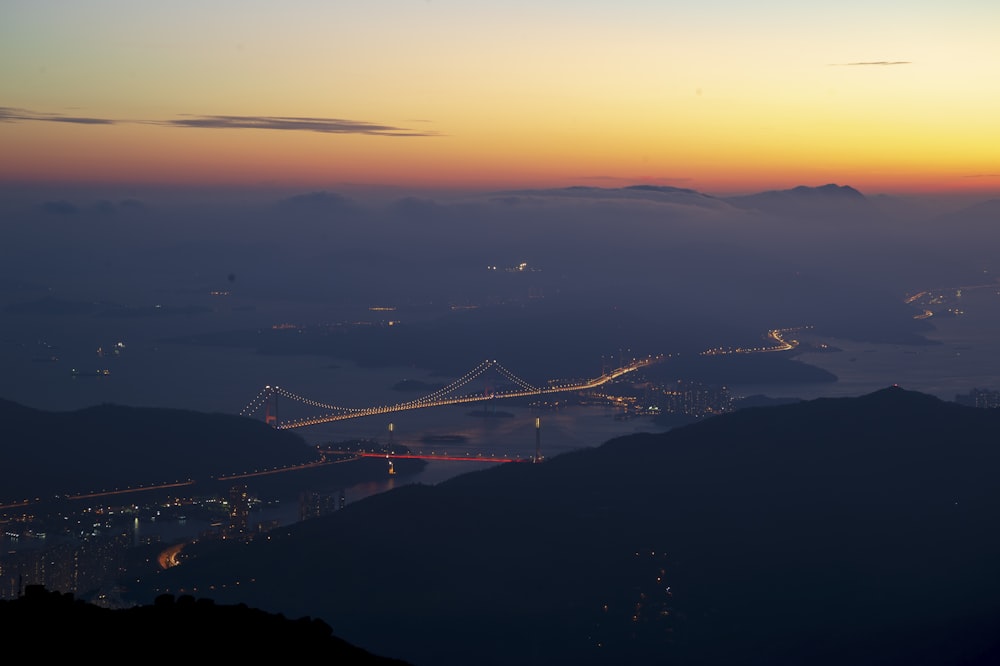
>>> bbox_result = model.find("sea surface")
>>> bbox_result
[4,284,999,539]
[728,284,1000,402]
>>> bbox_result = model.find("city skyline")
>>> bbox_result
[3,1,999,198]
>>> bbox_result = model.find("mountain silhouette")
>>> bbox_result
[725,183,880,221]
[0,585,412,663]
[495,184,736,211]
[134,387,1000,666]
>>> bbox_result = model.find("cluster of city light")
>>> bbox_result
[700,326,809,356]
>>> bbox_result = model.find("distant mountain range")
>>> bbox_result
[502,183,714,199]
[723,183,881,219]
[728,182,866,202]
[933,198,1000,226]
[490,183,888,226]
[501,182,866,201]
[137,387,1000,666]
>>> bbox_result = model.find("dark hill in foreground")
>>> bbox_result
[0,398,314,501]
[0,585,412,664]
[132,387,1000,666]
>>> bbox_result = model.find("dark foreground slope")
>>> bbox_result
[0,585,412,664]
[133,387,1000,666]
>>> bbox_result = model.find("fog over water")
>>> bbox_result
[2,183,999,445]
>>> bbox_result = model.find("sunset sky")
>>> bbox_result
[2,0,998,197]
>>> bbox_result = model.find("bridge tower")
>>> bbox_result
[264,389,278,428]
[534,416,543,463]
[483,378,496,415]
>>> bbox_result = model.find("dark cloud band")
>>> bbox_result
[831,61,912,66]
[0,107,115,124]
[1,107,437,136]
[163,114,438,136]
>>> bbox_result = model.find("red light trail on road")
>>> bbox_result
[354,452,530,463]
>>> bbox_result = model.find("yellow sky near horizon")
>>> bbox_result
[2,1,998,197]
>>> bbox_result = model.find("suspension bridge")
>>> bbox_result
[240,355,663,430]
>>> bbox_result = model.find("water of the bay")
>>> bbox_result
[5,284,1000,541]
[0,300,671,541]
[121,403,662,543]
[727,285,1000,402]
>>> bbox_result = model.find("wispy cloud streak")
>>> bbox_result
[161,114,439,136]
[1,107,438,136]
[830,61,912,66]
[0,106,115,124]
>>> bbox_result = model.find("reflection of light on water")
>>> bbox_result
[301,403,663,456]
[731,288,1000,402]
[411,460,497,485]
[348,477,398,501]
[291,403,670,511]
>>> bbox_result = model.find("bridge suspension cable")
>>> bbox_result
[490,360,538,392]
[398,359,496,407]
[271,385,366,413]
[240,385,360,419]
[243,355,662,429]
[240,387,274,419]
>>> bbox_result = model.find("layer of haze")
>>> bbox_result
[1,182,998,408]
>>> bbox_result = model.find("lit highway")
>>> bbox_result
[244,355,665,430]
[699,326,807,357]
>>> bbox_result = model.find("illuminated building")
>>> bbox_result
[299,491,338,521]
[227,484,250,537]
[955,388,1000,409]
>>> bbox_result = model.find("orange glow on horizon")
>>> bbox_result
[3,120,999,198]
[4,2,998,200]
